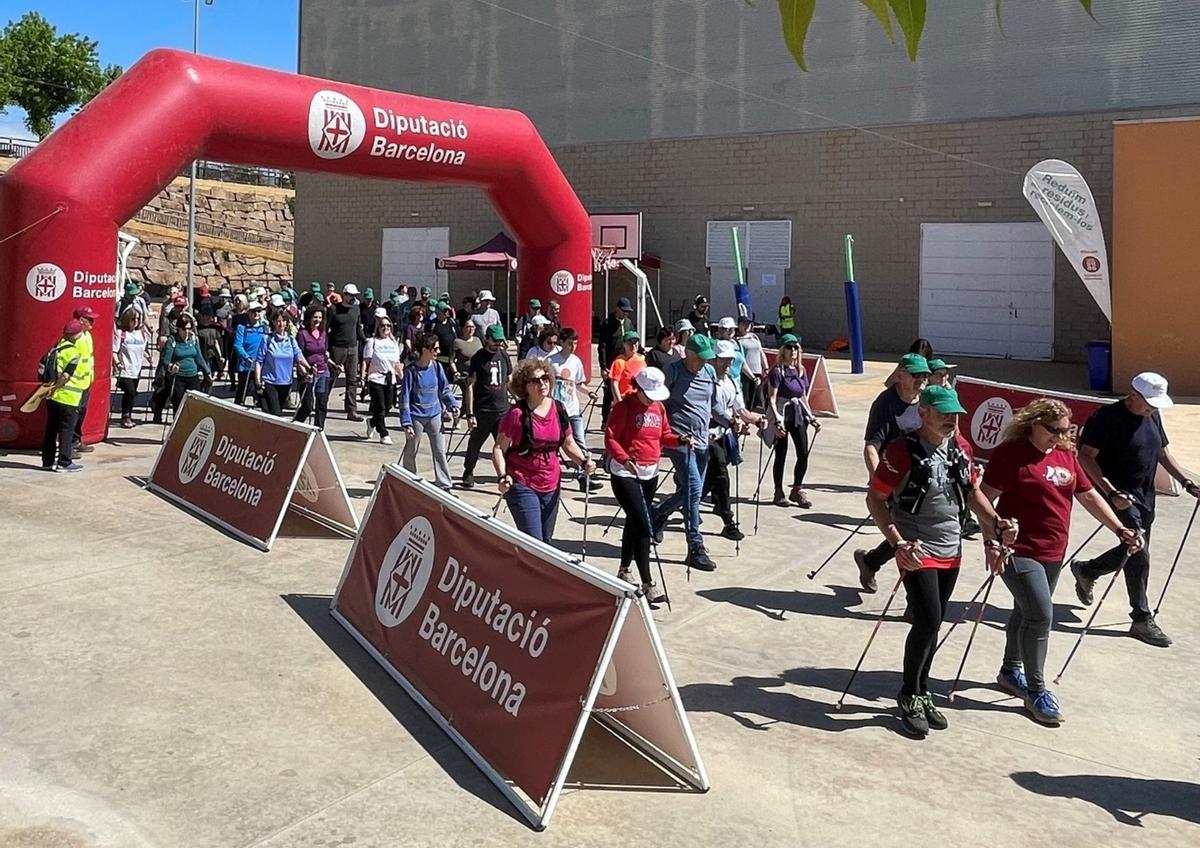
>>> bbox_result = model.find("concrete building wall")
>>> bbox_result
[299,0,1200,147]
[295,104,1200,361]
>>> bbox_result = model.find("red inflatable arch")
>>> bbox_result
[0,49,593,448]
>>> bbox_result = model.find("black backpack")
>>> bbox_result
[37,341,71,384]
[508,399,570,457]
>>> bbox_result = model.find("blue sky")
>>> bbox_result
[0,0,299,138]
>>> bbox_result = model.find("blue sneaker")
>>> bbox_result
[58,462,84,473]
[1025,688,1064,725]
[996,666,1028,698]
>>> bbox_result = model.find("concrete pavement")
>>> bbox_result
[1,357,1197,847]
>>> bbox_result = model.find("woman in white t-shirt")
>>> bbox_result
[547,327,600,492]
[112,306,153,428]
[360,315,404,444]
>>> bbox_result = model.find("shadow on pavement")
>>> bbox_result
[679,674,893,734]
[281,593,528,827]
[1010,772,1200,827]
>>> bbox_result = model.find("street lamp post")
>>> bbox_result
[186,0,214,308]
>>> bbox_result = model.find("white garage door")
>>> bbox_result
[919,223,1055,360]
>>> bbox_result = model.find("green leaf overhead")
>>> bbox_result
[886,0,927,62]
[858,0,895,43]
[777,0,817,72]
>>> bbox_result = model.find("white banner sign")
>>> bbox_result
[1023,159,1111,321]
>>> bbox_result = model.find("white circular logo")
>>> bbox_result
[295,465,319,504]
[308,89,366,160]
[375,516,436,627]
[178,416,216,484]
[970,397,1013,450]
[26,263,67,302]
[549,269,574,297]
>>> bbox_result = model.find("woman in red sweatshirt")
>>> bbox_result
[605,366,691,607]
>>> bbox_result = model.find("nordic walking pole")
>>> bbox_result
[807,515,872,580]
[1153,499,1198,616]
[581,471,591,559]
[947,573,996,702]
[836,572,906,709]
[160,372,177,442]
[685,441,694,581]
[734,435,742,557]
[752,441,778,536]
[935,570,996,653]
[1054,549,1133,685]
[1063,524,1103,569]
[491,493,505,517]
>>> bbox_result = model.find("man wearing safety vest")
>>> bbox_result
[70,306,98,458]
[778,296,796,343]
[42,320,87,472]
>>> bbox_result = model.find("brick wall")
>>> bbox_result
[296,104,1200,361]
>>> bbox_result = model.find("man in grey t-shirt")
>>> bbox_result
[653,334,718,571]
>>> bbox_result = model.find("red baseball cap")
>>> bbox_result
[173,295,188,307]
[73,306,98,321]
[64,319,84,336]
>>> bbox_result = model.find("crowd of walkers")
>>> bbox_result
[45,282,1200,739]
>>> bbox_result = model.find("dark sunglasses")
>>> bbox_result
[1038,421,1072,436]
[527,374,551,385]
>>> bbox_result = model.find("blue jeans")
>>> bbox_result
[505,482,560,544]
[656,446,709,550]
[569,415,587,478]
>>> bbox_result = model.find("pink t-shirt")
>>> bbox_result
[499,404,564,493]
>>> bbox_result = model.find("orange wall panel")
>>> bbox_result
[1113,119,1200,396]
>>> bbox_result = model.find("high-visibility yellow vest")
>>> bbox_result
[779,303,796,331]
[49,339,85,407]
[74,329,94,388]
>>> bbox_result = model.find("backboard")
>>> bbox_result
[590,213,642,260]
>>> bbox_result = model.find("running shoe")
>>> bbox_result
[59,462,84,472]
[720,523,745,541]
[380,434,393,445]
[897,692,929,738]
[920,693,948,731]
[1130,617,1172,647]
[686,546,716,572]
[461,471,475,489]
[1071,561,1095,605]
[651,511,667,545]
[854,549,877,593]
[616,566,634,584]
[772,490,789,507]
[996,666,1029,698]
[1025,688,1065,725]
[642,582,668,608]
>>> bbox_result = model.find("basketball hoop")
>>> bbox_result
[591,245,620,272]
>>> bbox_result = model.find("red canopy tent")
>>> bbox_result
[436,232,519,324]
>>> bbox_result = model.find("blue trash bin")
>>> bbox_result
[1086,340,1111,392]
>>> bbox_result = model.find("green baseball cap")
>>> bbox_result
[310,281,322,292]
[485,324,506,341]
[779,333,800,346]
[927,358,950,372]
[435,300,451,311]
[365,287,375,299]
[622,330,640,342]
[898,353,932,375]
[124,282,137,294]
[529,298,541,308]
[921,385,967,414]
[686,333,716,361]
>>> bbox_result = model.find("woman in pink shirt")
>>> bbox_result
[493,358,594,543]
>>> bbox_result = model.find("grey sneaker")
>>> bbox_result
[1130,617,1172,648]
[1071,561,1095,606]
[854,549,877,593]
[616,566,634,584]
[897,692,929,738]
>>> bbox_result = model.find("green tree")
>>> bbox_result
[0,12,122,138]
[754,0,1094,71]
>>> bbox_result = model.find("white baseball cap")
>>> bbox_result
[375,307,389,318]
[269,293,285,307]
[1132,372,1173,409]
[343,283,359,296]
[477,289,495,301]
[674,318,694,334]
[717,316,737,330]
[634,366,670,401]
[530,314,550,326]
[715,339,738,359]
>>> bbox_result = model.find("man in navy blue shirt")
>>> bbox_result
[1073,372,1200,647]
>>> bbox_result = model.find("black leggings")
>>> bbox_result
[611,474,660,585]
[901,566,960,697]
[772,421,809,491]
[260,383,291,416]
[367,381,394,436]
[117,377,139,418]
